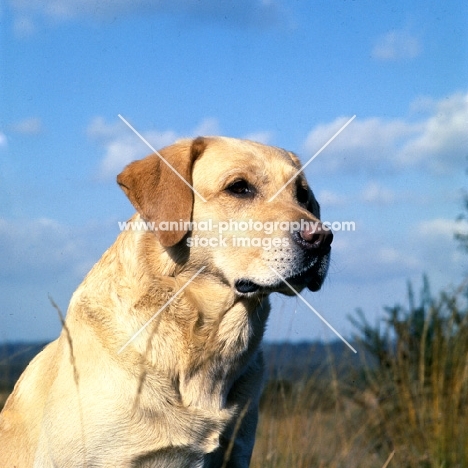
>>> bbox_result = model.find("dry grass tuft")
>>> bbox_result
[253,277,468,467]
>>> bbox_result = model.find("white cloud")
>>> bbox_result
[89,116,228,181]
[9,0,289,33]
[397,92,468,174]
[12,15,36,38]
[317,189,347,208]
[0,217,117,341]
[86,116,122,141]
[244,131,274,145]
[372,29,422,61]
[0,217,94,282]
[0,132,7,148]
[302,91,468,176]
[376,246,421,270]
[409,217,468,282]
[98,137,150,181]
[303,115,420,174]
[330,217,465,288]
[89,116,281,181]
[331,234,423,283]
[10,117,43,135]
[97,131,177,181]
[359,182,395,205]
[416,218,468,240]
[192,117,220,137]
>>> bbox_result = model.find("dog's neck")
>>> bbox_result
[71,224,270,411]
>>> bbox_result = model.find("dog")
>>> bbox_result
[0,136,332,467]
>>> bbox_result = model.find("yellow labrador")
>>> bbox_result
[0,137,332,467]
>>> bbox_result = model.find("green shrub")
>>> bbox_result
[351,277,468,467]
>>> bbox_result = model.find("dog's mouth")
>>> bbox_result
[235,279,262,295]
[286,266,324,292]
[234,252,330,296]
[234,274,312,297]
[234,268,325,296]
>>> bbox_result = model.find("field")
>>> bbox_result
[1,279,468,467]
[251,279,468,467]
[0,346,388,467]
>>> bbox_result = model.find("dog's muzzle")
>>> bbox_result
[235,222,333,295]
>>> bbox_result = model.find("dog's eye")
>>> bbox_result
[225,179,255,198]
[296,185,309,205]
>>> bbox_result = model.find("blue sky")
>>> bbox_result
[1,0,467,343]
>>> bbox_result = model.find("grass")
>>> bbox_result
[1,277,468,467]
[251,277,468,467]
[251,360,390,468]
[350,277,468,467]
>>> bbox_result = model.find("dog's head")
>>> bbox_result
[117,137,332,297]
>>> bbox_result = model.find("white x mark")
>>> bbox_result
[118,114,207,202]
[269,266,357,353]
[117,266,206,354]
[268,115,356,202]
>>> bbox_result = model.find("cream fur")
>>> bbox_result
[0,136,331,467]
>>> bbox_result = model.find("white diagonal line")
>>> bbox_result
[118,114,207,202]
[381,451,395,468]
[268,115,356,202]
[268,266,357,353]
[117,266,206,354]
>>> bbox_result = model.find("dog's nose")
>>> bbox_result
[294,222,333,250]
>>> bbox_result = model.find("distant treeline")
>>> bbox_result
[263,340,371,381]
[0,340,368,392]
[0,342,49,392]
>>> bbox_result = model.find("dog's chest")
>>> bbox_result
[177,302,262,410]
[179,358,236,412]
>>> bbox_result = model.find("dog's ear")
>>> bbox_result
[287,151,321,219]
[117,137,207,247]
